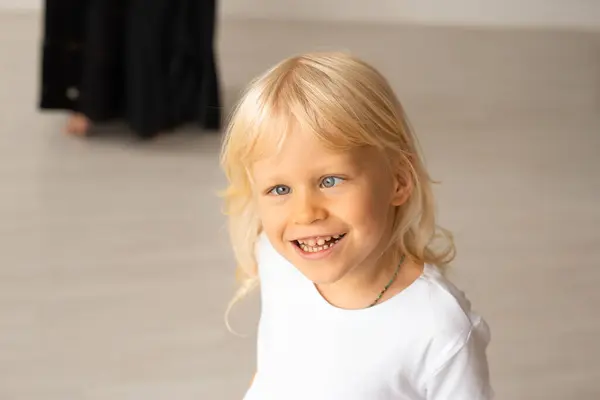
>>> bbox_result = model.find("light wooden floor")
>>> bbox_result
[1,12,599,400]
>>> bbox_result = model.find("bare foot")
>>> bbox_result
[65,113,90,136]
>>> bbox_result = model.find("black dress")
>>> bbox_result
[40,0,221,139]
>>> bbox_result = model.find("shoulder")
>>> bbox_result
[255,233,285,276]
[411,265,493,396]
[420,265,489,341]
[254,232,272,268]
[255,233,300,287]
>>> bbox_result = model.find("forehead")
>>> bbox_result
[250,128,385,181]
[254,128,346,164]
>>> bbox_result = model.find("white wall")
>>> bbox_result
[1,0,598,29]
[221,0,600,29]
[0,0,39,11]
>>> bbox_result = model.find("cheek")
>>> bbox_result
[257,200,287,234]
[345,189,393,237]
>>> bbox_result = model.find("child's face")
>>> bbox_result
[251,129,407,285]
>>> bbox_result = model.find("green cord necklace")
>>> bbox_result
[368,254,406,308]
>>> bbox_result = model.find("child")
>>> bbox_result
[220,52,493,399]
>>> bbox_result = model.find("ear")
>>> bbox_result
[390,166,413,207]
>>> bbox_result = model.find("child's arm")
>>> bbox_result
[425,322,493,399]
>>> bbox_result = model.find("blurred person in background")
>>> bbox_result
[39,0,221,140]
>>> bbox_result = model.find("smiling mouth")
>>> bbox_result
[292,233,347,253]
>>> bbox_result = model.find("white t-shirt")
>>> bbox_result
[243,234,493,400]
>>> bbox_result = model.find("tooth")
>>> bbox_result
[317,238,325,246]
[325,236,331,241]
[308,239,316,246]
[333,234,339,239]
[323,244,329,249]
[317,246,324,251]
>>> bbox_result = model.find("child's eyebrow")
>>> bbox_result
[253,174,289,188]
[261,178,286,187]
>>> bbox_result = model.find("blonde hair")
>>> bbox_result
[220,51,455,316]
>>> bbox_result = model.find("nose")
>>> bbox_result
[291,190,327,225]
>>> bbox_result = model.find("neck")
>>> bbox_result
[317,249,402,309]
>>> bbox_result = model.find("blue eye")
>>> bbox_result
[320,176,344,188]
[268,185,291,196]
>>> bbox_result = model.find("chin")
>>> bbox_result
[294,260,349,285]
